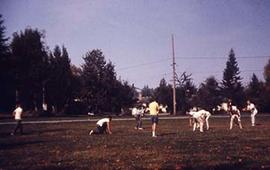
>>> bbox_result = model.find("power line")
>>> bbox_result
[176,55,270,60]
[117,55,269,71]
[117,58,169,70]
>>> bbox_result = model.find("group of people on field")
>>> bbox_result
[187,99,258,132]
[89,100,162,137]
[10,99,258,137]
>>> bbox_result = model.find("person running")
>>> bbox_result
[89,116,112,135]
[149,100,159,137]
[243,100,258,126]
[11,103,23,135]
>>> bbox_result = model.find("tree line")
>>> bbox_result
[142,49,270,114]
[0,15,136,115]
[1,14,270,115]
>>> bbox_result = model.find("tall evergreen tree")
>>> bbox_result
[10,28,48,111]
[0,14,14,112]
[221,49,244,106]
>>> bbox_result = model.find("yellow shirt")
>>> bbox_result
[149,101,159,115]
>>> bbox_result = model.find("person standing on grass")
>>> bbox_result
[149,100,159,137]
[132,103,146,130]
[243,100,258,126]
[11,103,23,135]
[227,100,243,130]
[89,116,112,135]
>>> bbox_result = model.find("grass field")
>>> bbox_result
[1,116,270,170]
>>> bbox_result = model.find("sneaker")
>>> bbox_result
[138,128,143,130]
[89,130,93,135]
[152,135,157,138]
[10,133,14,136]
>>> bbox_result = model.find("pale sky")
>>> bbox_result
[1,0,270,88]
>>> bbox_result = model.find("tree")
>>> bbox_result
[175,72,197,114]
[154,78,172,112]
[197,76,222,112]
[46,45,73,113]
[10,28,48,111]
[0,14,15,112]
[141,85,154,98]
[262,59,270,112]
[264,59,270,87]
[221,49,244,106]
[245,74,264,110]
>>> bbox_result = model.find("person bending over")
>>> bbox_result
[243,100,258,126]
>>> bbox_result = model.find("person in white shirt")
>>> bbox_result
[11,103,23,135]
[187,109,211,132]
[243,100,258,126]
[132,103,146,130]
[227,101,243,130]
[89,116,112,135]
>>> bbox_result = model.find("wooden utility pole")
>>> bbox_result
[171,34,177,115]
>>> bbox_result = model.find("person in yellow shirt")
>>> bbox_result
[148,100,159,137]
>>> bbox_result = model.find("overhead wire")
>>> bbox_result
[117,55,269,71]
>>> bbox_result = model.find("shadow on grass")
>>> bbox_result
[159,132,177,137]
[0,140,47,150]
[160,161,259,170]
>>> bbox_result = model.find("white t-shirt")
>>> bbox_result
[96,118,110,126]
[247,103,258,114]
[14,107,23,120]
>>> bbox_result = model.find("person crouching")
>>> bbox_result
[89,116,112,135]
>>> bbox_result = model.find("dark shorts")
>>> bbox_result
[151,115,159,124]
[96,123,107,134]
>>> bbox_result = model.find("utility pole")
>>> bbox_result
[171,34,177,115]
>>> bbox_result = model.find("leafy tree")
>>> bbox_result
[116,80,137,113]
[154,78,172,112]
[264,59,270,84]
[245,74,264,110]
[221,49,244,106]
[197,76,222,112]
[175,72,197,114]
[46,45,73,113]
[0,14,15,112]
[262,59,270,112]
[10,28,48,111]
[81,49,107,113]
[141,85,154,98]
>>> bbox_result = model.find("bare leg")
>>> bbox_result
[230,115,234,130]
[152,123,157,137]
[205,117,209,130]
[237,116,243,129]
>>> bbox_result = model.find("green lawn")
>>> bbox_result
[1,116,270,169]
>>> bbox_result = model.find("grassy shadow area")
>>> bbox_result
[0,116,270,169]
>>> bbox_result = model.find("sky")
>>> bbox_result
[1,0,270,89]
